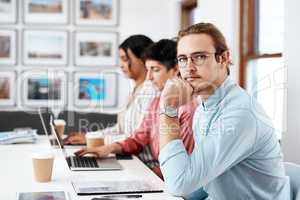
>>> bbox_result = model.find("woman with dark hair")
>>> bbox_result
[74,39,197,181]
[63,35,156,144]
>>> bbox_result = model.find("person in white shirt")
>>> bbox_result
[63,35,156,145]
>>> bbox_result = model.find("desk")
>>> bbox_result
[0,136,182,200]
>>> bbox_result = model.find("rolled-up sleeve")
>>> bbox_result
[116,128,150,155]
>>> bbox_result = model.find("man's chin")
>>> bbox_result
[188,81,214,95]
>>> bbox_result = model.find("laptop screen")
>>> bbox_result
[49,116,64,149]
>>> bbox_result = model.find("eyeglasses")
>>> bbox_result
[177,52,216,68]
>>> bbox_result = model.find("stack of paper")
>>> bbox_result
[0,129,38,144]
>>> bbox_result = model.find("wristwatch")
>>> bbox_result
[159,106,178,118]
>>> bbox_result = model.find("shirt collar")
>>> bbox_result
[201,76,236,110]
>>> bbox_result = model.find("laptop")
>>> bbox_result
[38,108,83,147]
[38,108,60,146]
[39,109,122,171]
[72,180,163,195]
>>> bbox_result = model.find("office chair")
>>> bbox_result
[285,162,300,200]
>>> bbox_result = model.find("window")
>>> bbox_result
[180,0,197,29]
[240,0,285,139]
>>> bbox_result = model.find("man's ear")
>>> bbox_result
[220,51,230,65]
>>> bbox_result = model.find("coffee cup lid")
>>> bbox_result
[54,119,66,125]
[31,150,55,159]
[85,132,103,139]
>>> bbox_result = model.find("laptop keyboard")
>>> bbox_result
[67,156,99,168]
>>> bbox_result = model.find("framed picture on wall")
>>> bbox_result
[21,70,67,107]
[73,71,118,108]
[0,0,17,24]
[75,0,118,26]
[0,30,16,65]
[0,71,16,106]
[74,31,118,66]
[23,30,68,66]
[23,0,68,25]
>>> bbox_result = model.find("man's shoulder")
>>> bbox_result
[222,85,253,111]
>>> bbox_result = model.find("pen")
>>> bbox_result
[98,194,142,198]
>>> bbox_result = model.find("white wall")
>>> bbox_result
[0,0,181,114]
[118,0,180,42]
[193,0,240,82]
[281,0,300,164]
[116,0,181,112]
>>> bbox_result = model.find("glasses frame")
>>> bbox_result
[177,51,217,68]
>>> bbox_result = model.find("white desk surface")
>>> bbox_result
[0,136,182,200]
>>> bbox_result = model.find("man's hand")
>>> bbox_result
[160,78,194,109]
[63,132,86,145]
[74,143,122,157]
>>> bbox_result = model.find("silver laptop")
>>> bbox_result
[39,109,122,171]
[38,108,60,146]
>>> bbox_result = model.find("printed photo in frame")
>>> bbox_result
[0,71,16,106]
[75,0,118,26]
[21,70,67,107]
[0,29,16,65]
[23,0,69,25]
[73,71,118,108]
[23,30,68,66]
[74,31,118,66]
[0,0,17,24]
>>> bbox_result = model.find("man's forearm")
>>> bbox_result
[159,115,181,149]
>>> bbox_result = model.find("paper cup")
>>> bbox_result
[32,151,54,182]
[54,119,66,137]
[85,132,105,148]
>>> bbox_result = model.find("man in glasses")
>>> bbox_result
[158,23,290,199]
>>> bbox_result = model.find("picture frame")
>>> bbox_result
[23,0,69,25]
[75,0,118,26]
[74,31,118,66]
[0,0,17,24]
[0,29,17,65]
[23,30,68,66]
[0,71,16,106]
[21,70,67,108]
[73,71,118,108]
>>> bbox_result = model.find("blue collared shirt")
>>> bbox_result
[159,77,290,200]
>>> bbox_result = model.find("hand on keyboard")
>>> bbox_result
[74,145,115,158]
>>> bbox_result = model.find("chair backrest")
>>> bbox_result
[285,162,300,200]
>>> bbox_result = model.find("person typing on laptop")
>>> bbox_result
[63,35,156,145]
[75,39,197,180]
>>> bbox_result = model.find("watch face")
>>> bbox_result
[160,106,178,118]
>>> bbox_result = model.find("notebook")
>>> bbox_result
[72,180,163,195]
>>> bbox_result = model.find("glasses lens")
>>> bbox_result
[178,57,187,68]
[192,54,206,66]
